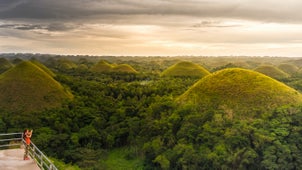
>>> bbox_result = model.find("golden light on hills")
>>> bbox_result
[0,61,73,112]
[178,68,302,116]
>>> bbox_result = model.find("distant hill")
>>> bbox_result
[0,58,13,74]
[161,61,210,78]
[11,58,23,65]
[254,65,290,79]
[112,64,138,73]
[0,61,73,112]
[30,59,56,77]
[278,63,299,75]
[90,60,138,74]
[57,59,78,70]
[178,68,302,116]
[90,60,113,72]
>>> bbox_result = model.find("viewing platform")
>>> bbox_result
[0,133,58,170]
[0,148,40,170]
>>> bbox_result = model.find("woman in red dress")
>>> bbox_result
[23,129,33,160]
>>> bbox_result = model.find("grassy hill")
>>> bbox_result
[57,59,78,70]
[0,58,13,74]
[178,68,302,116]
[90,60,138,74]
[161,61,210,78]
[0,61,73,112]
[254,65,290,79]
[112,64,138,73]
[90,60,113,73]
[30,59,56,77]
[278,63,299,75]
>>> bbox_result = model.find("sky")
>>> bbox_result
[1,0,302,57]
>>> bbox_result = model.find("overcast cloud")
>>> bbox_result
[1,0,302,56]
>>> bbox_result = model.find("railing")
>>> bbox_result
[0,132,23,148]
[0,132,58,170]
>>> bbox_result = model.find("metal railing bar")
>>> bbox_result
[0,133,23,136]
[0,138,22,142]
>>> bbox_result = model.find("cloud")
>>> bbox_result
[0,0,301,24]
[1,0,302,56]
[0,22,77,32]
[192,20,241,28]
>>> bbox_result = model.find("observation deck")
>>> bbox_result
[0,133,58,170]
[0,148,40,170]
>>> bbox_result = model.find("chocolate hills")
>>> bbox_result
[278,63,299,75]
[0,58,13,74]
[178,68,302,116]
[254,65,289,79]
[90,60,138,74]
[0,61,73,112]
[112,64,138,73]
[30,59,56,77]
[161,61,210,78]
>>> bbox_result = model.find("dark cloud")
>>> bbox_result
[0,23,76,32]
[0,0,301,24]
[192,21,241,28]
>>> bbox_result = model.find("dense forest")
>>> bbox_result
[2,54,302,169]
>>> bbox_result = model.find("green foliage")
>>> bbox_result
[101,147,144,170]
[2,56,302,169]
[52,158,81,170]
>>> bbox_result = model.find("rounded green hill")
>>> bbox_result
[30,59,56,77]
[178,68,302,116]
[57,59,78,70]
[0,61,73,112]
[112,64,138,73]
[90,60,138,73]
[254,65,289,79]
[278,63,299,75]
[161,61,210,78]
[0,58,13,73]
[90,60,113,72]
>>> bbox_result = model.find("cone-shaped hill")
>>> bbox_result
[90,60,113,72]
[278,63,299,75]
[112,64,138,73]
[90,60,138,74]
[178,68,302,116]
[0,61,73,112]
[161,61,210,78]
[30,59,56,77]
[0,58,13,74]
[57,59,78,70]
[254,65,290,79]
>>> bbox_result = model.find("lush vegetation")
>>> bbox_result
[1,55,302,169]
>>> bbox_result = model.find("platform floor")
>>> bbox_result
[0,148,40,170]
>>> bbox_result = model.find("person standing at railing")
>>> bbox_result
[23,129,33,160]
